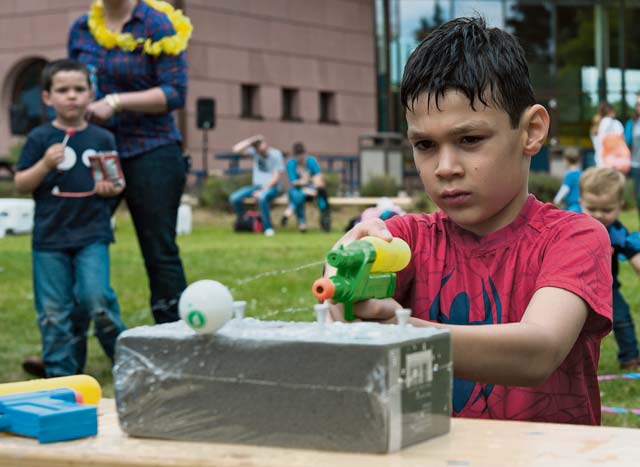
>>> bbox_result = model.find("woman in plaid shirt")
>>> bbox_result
[68,0,192,324]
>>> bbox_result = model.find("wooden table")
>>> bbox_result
[0,399,638,467]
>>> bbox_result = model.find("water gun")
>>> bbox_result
[312,236,411,321]
[0,375,101,443]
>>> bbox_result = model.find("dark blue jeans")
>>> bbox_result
[613,287,640,364]
[120,143,187,323]
[33,242,125,377]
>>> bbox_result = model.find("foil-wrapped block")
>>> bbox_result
[114,319,451,453]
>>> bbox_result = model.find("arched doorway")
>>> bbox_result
[8,58,48,136]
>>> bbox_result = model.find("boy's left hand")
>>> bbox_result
[327,297,402,323]
[95,180,124,198]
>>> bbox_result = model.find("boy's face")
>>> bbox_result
[42,70,92,125]
[580,192,622,228]
[406,90,532,236]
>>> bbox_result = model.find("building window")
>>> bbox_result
[319,91,337,123]
[241,84,261,119]
[281,88,300,121]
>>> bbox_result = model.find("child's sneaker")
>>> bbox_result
[264,228,275,237]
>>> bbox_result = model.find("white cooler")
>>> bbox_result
[0,198,35,236]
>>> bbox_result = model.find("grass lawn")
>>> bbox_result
[1,204,639,428]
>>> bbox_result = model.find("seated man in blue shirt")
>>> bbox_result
[229,135,284,237]
[281,142,331,232]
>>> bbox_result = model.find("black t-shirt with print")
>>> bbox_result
[16,123,116,250]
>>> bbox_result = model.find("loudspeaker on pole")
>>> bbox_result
[196,98,215,129]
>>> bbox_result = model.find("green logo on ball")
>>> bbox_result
[187,310,206,328]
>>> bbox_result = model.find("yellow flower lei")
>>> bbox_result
[87,0,193,56]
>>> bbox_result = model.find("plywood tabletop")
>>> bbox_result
[0,399,638,467]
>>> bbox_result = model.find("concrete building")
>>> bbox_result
[0,0,376,174]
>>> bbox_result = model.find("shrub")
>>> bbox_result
[624,178,636,210]
[323,171,340,196]
[528,171,561,203]
[411,192,432,213]
[360,175,399,197]
[0,180,18,197]
[8,142,23,165]
[199,173,252,211]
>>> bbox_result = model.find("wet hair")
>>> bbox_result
[41,58,90,92]
[400,16,536,128]
[579,167,625,202]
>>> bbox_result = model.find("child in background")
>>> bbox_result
[15,59,125,378]
[580,167,640,371]
[326,17,612,425]
[553,147,582,212]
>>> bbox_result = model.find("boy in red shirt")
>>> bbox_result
[327,17,612,425]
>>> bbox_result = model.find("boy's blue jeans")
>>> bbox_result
[229,184,281,231]
[32,242,125,377]
[613,287,640,364]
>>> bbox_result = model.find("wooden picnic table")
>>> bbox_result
[0,398,638,466]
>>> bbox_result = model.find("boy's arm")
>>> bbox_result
[553,184,569,206]
[328,218,591,387]
[344,283,588,387]
[425,287,588,386]
[14,143,65,194]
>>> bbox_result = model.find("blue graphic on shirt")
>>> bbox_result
[429,272,502,413]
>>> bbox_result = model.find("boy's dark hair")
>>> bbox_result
[400,17,536,128]
[41,58,90,92]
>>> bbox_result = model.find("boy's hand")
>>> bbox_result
[323,217,394,291]
[327,298,402,323]
[343,218,393,245]
[43,143,65,170]
[95,180,124,198]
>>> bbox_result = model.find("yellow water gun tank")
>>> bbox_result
[362,236,411,273]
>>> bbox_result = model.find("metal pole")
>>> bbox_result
[619,0,626,117]
[202,129,208,176]
[383,0,392,132]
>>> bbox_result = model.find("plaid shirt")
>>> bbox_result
[68,1,187,159]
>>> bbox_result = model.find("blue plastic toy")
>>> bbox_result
[0,388,97,443]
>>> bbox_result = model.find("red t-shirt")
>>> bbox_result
[387,195,612,425]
